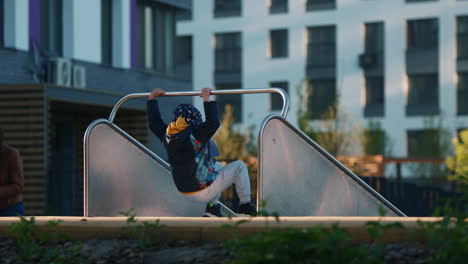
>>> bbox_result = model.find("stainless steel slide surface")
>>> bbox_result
[84,119,205,217]
[258,116,405,217]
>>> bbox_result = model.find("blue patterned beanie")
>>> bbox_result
[172,104,202,128]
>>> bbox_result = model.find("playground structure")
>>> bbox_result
[83,89,405,217]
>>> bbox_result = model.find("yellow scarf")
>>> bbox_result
[166,117,189,135]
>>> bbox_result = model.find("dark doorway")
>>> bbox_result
[48,112,78,216]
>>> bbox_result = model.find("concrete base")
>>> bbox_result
[0,216,446,243]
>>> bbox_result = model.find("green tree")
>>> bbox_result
[408,115,451,179]
[296,80,363,156]
[362,120,394,157]
[296,81,318,141]
[446,129,468,185]
[213,104,247,161]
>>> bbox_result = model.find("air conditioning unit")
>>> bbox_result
[358,53,377,69]
[48,58,72,87]
[72,65,87,89]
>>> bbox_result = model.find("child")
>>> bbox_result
[147,88,256,217]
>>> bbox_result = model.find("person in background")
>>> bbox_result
[147,88,256,217]
[0,128,25,216]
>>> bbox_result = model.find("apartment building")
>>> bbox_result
[177,0,468,160]
[0,0,191,215]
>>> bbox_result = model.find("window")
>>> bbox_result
[40,0,63,56]
[0,0,4,47]
[307,26,335,67]
[214,32,241,73]
[176,0,192,21]
[216,83,242,122]
[407,74,439,115]
[364,22,384,54]
[214,0,241,18]
[407,18,438,50]
[307,79,336,119]
[176,8,192,21]
[364,130,385,155]
[457,16,468,60]
[365,77,384,106]
[101,0,113,65]
[270,81,288,111]
[175,35,192,80]
[269,29,288,58]
[269,0,287,14]
[458,73,468,115]
[306,0,336,11]
[175,36,192,66]
[407,130,441,158]
[137,1,175,74]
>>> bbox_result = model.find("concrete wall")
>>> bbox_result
[177,0,468,158]
[4,0,29,50]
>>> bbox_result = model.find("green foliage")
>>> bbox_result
[446,129,468,184]
[296,81,318,141]
[224,224,380,264]
[256,201,280,221]
[416,195,468,263]
[40,220,71,243]
[213,104,247,161]
[365,208,405,260]
[119,208,165,249]
[363,121,394,157]
[245,124,258,157]
[8,216,84,264]
[296,80,363,156]
[224,203,467,264]
[407,116,451,178]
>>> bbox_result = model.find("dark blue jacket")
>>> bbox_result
[147,100,220,193]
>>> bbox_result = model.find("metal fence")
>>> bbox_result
[360,176,465,216]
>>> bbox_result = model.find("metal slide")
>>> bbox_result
[84,119,208,216]
[84,88,405,217]
[258,115,405,217]
[84,88,289,217]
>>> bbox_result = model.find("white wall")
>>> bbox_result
[0,0,140,68]
[64,0,100,63]
[112,0,131,68]
[4,0,29,50]
[178,0,468,158]
[59,0,131,67]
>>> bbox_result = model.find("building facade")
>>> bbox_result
[177,0,468,159]
[0,0,191,215]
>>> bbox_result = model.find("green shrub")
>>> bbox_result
[119,208,165,249]
[8,216,84,264]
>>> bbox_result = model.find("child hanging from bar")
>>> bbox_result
[146,88,256,217]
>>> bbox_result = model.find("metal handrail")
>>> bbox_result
[108,88,290,122]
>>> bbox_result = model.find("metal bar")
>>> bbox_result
[257,115,407,217]
[108,88,289,123]
[220,203,237,217]
[83,119,236,217]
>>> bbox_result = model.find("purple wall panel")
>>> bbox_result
[29,0,41,51]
